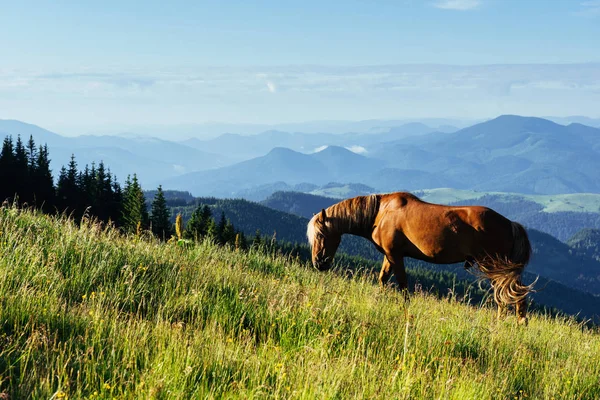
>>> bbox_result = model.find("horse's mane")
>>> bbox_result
[307,194,379,246]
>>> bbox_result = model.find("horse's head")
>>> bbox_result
[307,208,341,271]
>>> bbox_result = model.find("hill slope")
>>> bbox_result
[1,208,600,398]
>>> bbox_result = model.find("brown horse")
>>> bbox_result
[307,192,534,325]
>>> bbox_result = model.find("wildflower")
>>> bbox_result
[103,382,111,390]
[227,338,233,343]
[175,214,183,240]
[56,391,67,398]
[82,294,87,300]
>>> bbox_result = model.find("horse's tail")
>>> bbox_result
[478,221,534,305]
[510,221,531,267]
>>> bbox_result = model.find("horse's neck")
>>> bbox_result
[328,196,377,239]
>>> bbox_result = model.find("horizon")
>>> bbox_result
[3,112,600,140]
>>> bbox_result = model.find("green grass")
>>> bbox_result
[1,207,600,399]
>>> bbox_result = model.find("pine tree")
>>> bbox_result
[205,217,217,240]
[35,144,55,212]
[150,185,172,240]
[13,135,28,204]
[56,154,81,214]
[185,204,209,241]
[122,174,148,233]
[252,229,263,248]
[0,135,15,202]
[216,212,227,245]
[222,219,236,246]
[94,161,111,222]
[25,135,38,205]
[109,173,123,225]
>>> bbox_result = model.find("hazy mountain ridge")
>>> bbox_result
[0,120,230,186]
[164,115,600,197]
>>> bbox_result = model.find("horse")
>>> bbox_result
[306,192,534,325]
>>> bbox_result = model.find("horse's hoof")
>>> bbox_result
[518,317,528,326]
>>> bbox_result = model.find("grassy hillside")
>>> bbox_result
[2,208,600,399]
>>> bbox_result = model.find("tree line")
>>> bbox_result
[0,135,210,241]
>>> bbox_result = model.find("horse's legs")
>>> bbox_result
[378,257,392,287]
[516,299,528,326]
[496,303,507,320]
[391,258,408,292]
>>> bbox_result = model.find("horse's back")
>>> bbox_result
[376,192,514,262]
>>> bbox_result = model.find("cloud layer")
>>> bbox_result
[1,64,598,134]
[434,0,480,10]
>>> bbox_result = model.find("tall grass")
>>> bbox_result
[1,206,599,399]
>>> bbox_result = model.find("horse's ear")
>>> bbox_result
[320,209,326,221]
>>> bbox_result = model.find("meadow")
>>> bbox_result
[1,206,599,399]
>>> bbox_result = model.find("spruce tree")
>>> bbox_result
[13,135,28,203]
[57,154,81,213]
[35,144,55,211]
[122,174,148,233]
[25,136,38,204]
[216,212,227,245]
[0,136,15,202]
[185,204,206,241]
[109,173,123,225]
[150,185,171,240]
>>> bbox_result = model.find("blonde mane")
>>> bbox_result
[307,194,379,247]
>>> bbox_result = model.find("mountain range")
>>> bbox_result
[3,115,600,196]
[163,115,600,196]
[0,120,230,187]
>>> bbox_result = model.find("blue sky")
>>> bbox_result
[1,0,599,135]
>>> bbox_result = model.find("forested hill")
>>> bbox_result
[170,197,308,244]
[260,191,339,219]
[568,228,600,262]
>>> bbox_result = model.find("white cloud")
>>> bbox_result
[346,145,368,154]
[313,145,328,153]
[576,0,600,17]
[434,0,480,10]
[266,81,277,93]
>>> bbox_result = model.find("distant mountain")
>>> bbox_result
[163,146,382,197]
[0,120,230,187]
[545,116,600,128]
[373,115,600,194]
[172,115,600,197]
[181,123,446,162]
[0,119,68,147]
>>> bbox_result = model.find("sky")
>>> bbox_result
[1,0,599,136]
